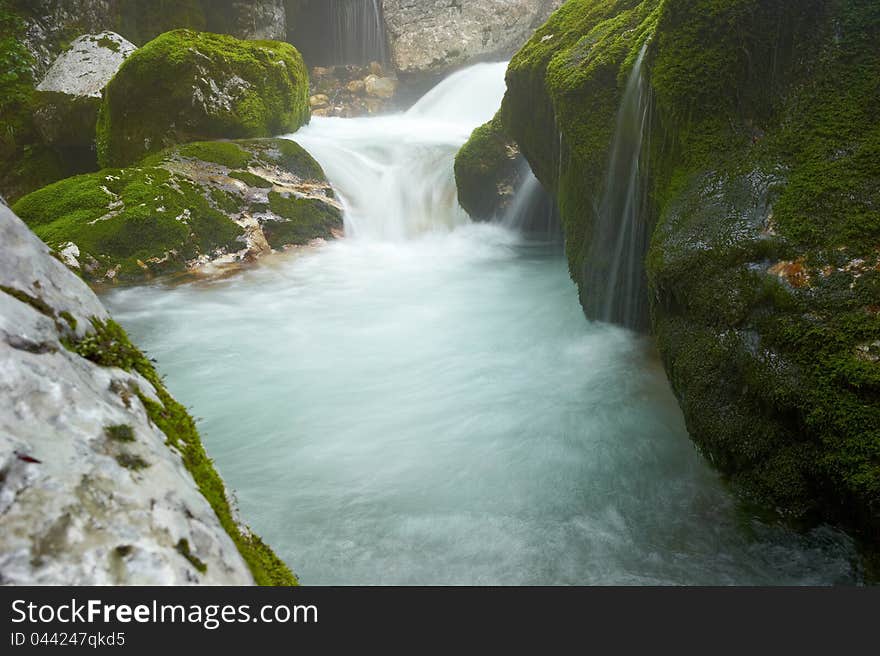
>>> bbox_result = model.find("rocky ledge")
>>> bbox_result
[0,201,296,584]
[12,138,342,284]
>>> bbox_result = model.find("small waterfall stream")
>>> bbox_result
[293,0,388,66]
[500,163,562,241]
[583,44,653,331]
[103,61,860,585]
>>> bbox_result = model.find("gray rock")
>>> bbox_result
[19,0,114,77]
[37,31,136,99]
[364,74,397,99]
[0,204,255,584]
[382,0,563,78]
[229,0,287,40]
[32,32,136,148]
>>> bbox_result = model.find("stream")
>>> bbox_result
[104,63,860,585]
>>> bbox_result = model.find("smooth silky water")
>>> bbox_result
[104,63,860,585]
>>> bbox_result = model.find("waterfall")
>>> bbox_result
[292,0,388,66]
[328,0,387,65]
[500,161,562,242]
[291,62,509,240]
[583,44,653,331]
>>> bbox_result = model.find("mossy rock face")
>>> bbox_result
[502,0,661,290]
[503,0,880,538]
[454,112,523,221]
[96,29,310,168]
[31,91,102,148]
[13,138,340,283]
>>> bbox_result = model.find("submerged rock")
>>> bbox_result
[0,201,295,584]
[364,74,397,99]
[308,63,399,117]
[502,0,880,537]
[13,138,341,283]
[96,29,310,167]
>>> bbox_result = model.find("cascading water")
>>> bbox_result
[294,62,508,240]
[292,0,388,66]
[500,160,562,241]
[583,44,653,331]
[104,62,860,585]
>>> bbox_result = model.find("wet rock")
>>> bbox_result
[346,79,366,96]
[12,138,342,283]
[364,74,397,99]
[96,29,309,167]
[310,94,330,109]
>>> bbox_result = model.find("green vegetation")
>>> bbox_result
[454,112,520,221]
[13,137,337,283]
[503,0,880,539]
[165,141,251,169]
[229,170,273,188]
[502,0,661,285]
[67,317,297,585]
[13,166,244,282]
[95,35,121,52]
[176,538,208,574]
[116,453,150,470]
[105,424,135,442]
[265,191,342,248]
[97,30,310,167]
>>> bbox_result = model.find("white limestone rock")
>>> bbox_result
[37,31,136,99]
[0,203,255,585]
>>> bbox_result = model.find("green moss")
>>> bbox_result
[265,191,342,249]
[0,1,40,200]
[504,0,880,541]
[95,35,121,53]
[97,29,310,167]
[59,311,77,331]
[503,0,661,283]
[13,165,244,282]
[105,424,135,442]
[0,2,105,201]
[229,170,273,188]
[172,141,251,169]
[12,136,338,282]
[175,538,208,573]
[67,317,297,585]
[209,187,243,214]
[454,112,519,221]
[0,284,55,318]
[116,453,150,470]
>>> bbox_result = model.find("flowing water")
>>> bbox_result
[104,62,860,585]
[583,44,653,331]
[294,0,387,66]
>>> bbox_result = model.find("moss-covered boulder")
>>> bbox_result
[96,29,310,167]
[454,112,524,221]
[13,138,341,283]
[502,0,880,540]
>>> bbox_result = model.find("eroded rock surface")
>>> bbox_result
[382,0,563,79]
[12,138,341,284]
[0,202,256,584]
